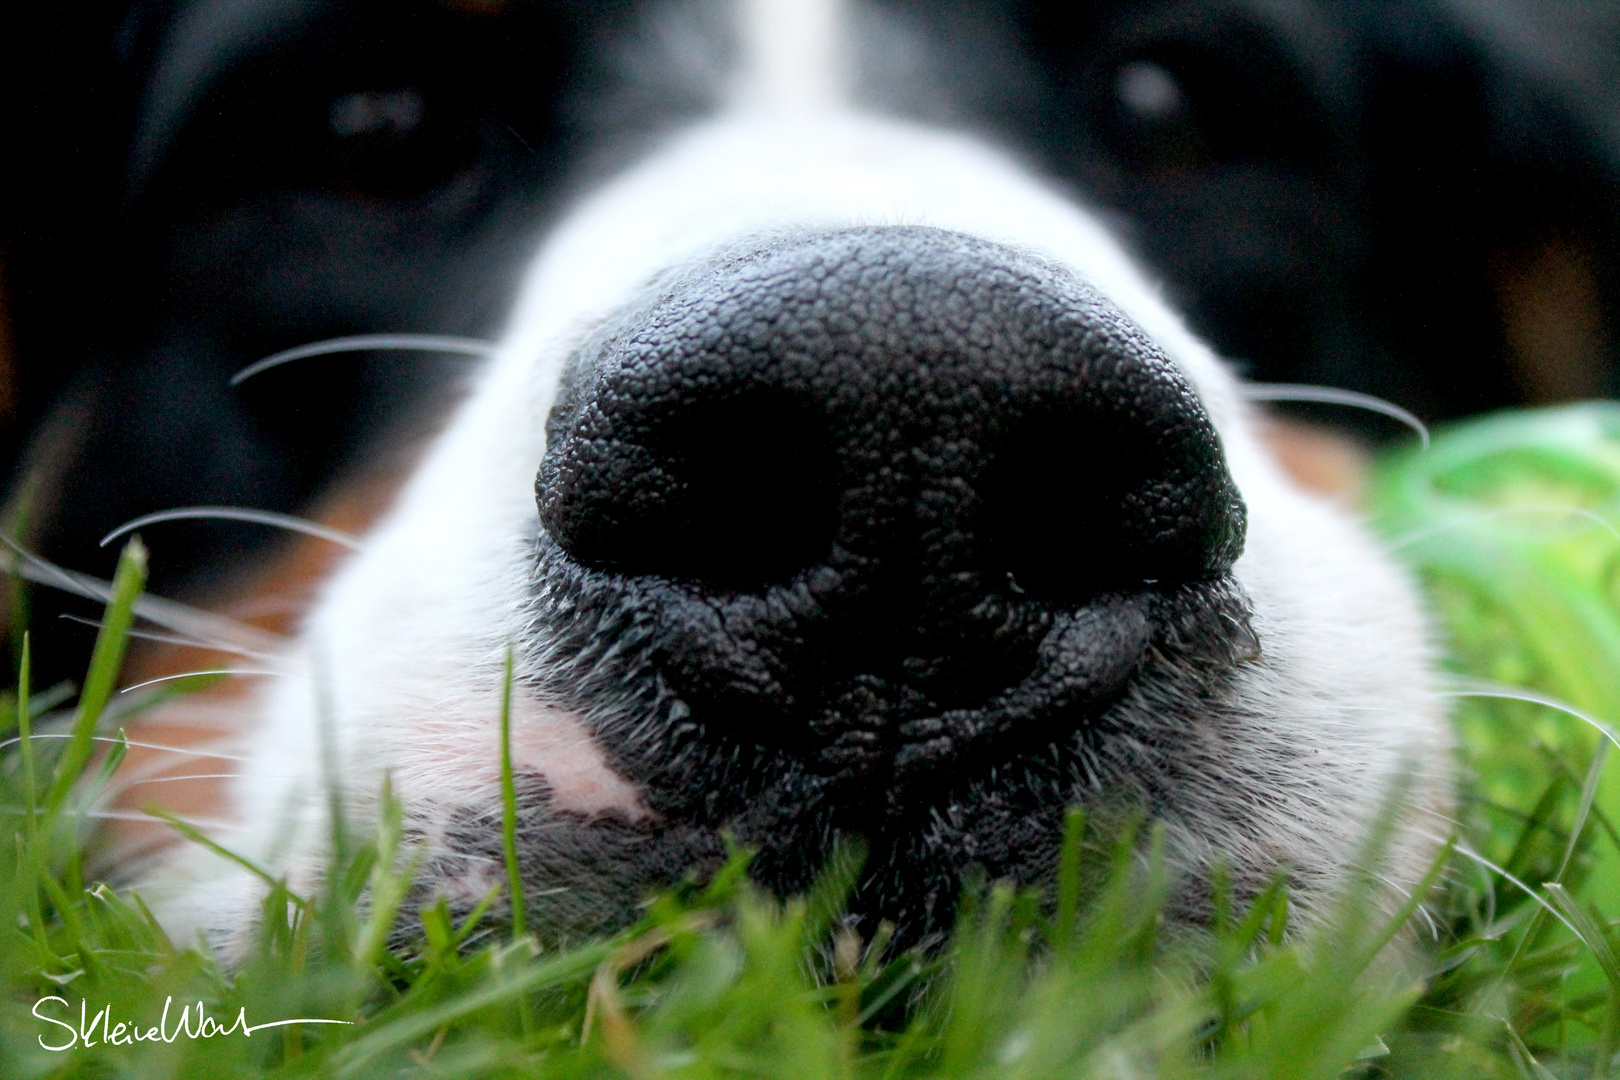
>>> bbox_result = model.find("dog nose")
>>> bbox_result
[536,226,1248,806]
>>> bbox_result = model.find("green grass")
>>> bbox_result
[8,404,1620,1077]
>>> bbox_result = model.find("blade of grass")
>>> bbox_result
[16,632,35,843]
[43,539,145,814]
[455,885,505,949]
[499,645,526,943]
[1230,872,1291,958]
[6,485,33,678]
[1352,835,1457,971]
[1052,806,1086,956]
[14,829,53,957]
[146,804,309,910]
[354,775,422,971]
[1495,740,1612,996]
[1542,882,1620,1072]
[72,727,129,820]
[496,644,535,1039]
[802,834,866,951]
[331,936,618,1076]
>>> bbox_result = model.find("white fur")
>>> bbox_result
[146,0,1450,949]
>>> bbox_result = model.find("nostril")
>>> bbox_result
[538,392,840,589]
[980,416,1141,602]
[979,407,1245,603]
[657,396,841,587]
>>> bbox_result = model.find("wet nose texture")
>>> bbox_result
[535,227,1250,819]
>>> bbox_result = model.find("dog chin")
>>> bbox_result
[144,34,1451,956]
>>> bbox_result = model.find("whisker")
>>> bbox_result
[1445,841,1578,938]
[502,121,540,159]
[1389,504,1620,551]
[231,333,495,386]
[131,593,286,656]
[0,531,285,655]
[120,669,290,694]
[1440,681,1620,753]
[1243,382,1430,448]
[57,613,277,662]
[0,733,252,762]
[0,806,244,830]
[1347,835,1451,939]
[10,679,78,719]
[117,773,299,786]
[1363,868,1441,939]
[99,507,363,551]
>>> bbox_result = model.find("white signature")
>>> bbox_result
[32,996,354,1052]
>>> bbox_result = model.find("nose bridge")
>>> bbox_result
[732,0,851,115]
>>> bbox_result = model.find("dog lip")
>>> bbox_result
[804,591,1156,800]
[532,546,1257,829]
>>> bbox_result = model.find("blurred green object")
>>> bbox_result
[1370,402,1620,911]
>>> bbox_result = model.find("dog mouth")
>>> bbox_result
[519,225,1258,927]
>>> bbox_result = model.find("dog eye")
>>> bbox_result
[1103,55,1211,172]
[1114,60,1186,122]
[328,89,428,140]
[318,85,475,198]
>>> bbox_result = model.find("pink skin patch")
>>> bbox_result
[505,697,650,820]
[390,693,649,824]
[437,860,504,908]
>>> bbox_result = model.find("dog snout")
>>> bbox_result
[536,226,1251,813]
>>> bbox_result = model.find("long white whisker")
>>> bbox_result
[1363,868,1441,939]
[130,592,286,656]
[57,613,278,662]
[0,733,252,762]
[1388,505,1620,551]
[0,806,245,830]
[0,529,119,609]
[1243,382,1430,448]
[231,333,495,386]
[116,773,298,786]
[120,669,291,694]
[99,507,363,551]
[1440,682,1620,753]
[1445,842,1579,938]
[0,531,284,655]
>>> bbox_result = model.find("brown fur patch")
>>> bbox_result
[108,470,406,862]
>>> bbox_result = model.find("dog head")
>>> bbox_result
[5,0,1618,697]
[146,0,1451,952]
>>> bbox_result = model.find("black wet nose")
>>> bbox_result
[536,226,1247,805]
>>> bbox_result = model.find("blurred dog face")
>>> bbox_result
[134,0,1452,955]
[5,0,1618,693]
